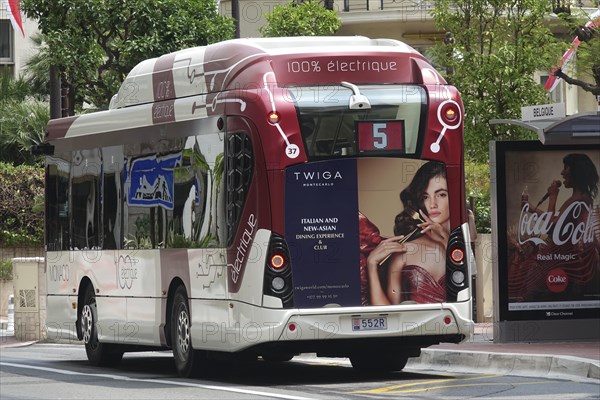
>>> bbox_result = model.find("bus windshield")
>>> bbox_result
[289,84,426,158]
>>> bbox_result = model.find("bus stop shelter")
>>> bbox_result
[488,111,600,343]
[490,111,600,145]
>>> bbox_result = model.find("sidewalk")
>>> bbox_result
[1,319,598,381]
[408,323,600,382]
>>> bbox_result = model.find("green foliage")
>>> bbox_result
[0,70,49,165]
[465,161,491,233]
[0,163,45,246]
[22,33,52,99]
[260,0,341,37]
[1,69,31,102]
[0,259,13,280]
[431,0,562,163]
[21,0,236,109]
[552,10,600,96]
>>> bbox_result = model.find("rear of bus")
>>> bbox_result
[236,40,474,370]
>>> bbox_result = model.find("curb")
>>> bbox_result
[0,339,37,349]
[407,349,600,382]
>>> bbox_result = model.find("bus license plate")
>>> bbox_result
[352,317,387,331]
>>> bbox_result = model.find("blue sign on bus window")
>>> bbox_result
[125,153,182,210]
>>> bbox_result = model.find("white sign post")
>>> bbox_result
[521,103,566,121]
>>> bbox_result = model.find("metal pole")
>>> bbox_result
[232,0,240,38]
[49,66,61,120]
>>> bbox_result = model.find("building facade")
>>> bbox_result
[218,0,599,113]
[0,4,38,77]
[1,1,597,110]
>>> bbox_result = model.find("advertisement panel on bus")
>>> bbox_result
[286,158,453,309]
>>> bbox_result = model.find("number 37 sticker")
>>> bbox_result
[357,121,405,152]
[286,144,300,159]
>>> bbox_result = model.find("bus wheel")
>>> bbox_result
[171,285,203,377]
[349,351,408,373]
[80,286,124,366]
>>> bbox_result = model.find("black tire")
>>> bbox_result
[80,285,124,366]
[171,285,204,377]
[350,351,408,373]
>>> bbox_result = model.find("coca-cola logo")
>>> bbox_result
[518,201,594,246]
[546,268,568,293]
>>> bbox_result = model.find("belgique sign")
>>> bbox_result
[521,102,566,122]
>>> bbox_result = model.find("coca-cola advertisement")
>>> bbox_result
[494,141,600,321]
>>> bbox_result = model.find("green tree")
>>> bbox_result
[0,162,45,247]
[260,0,341,37]
[22,33,52,100]
[0,70,48,165]
[552,10,600,96]
[431,0,562,163]
[465,160,492,233]
[21,0,235,111]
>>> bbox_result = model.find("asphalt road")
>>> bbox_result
[1,343,599,400]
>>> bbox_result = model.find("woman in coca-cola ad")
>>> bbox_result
[512,153,600,302]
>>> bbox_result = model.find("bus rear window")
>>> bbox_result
[290,85,426,159]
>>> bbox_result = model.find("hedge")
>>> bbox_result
[0,162,44,246]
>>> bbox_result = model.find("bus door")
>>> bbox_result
[223,115,273,308]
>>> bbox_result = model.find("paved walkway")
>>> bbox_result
[408,323,599,382]
[1,319,598,381]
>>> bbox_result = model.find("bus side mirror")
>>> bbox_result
[31,143,55,156]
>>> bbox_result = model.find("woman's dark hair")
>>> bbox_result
[393,161,447,236]
[563,153,599,199]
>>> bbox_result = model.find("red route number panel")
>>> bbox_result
[357,121,405,152]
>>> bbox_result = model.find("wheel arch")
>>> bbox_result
[76,277,94,340]
[164,277,187,347]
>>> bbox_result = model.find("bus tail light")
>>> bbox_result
[267,112,280,125]
[270,254,285,269]
[445,227,469,302]
[263,233,294,308]
[450,248,464,263]
[437,100,462,129]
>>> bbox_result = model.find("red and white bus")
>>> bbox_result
[43,36,474,376]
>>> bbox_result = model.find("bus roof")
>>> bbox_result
[108,36,424,110]
[46,36,443,147]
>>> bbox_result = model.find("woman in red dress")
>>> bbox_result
[365,161,450,305]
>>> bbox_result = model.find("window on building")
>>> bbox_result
[540,75,563,104]
[0,20,13,63]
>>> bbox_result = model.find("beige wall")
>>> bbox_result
[0,280,13,317]
[219,0,278,37]
[474,234,493,323]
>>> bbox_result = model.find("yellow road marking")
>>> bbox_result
[393,381,548,394]
[351,374,500,394]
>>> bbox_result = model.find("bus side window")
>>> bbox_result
[171,140,209,248]
[46,156,71,251]
[102,146,124,250]
[71,149,101,250]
